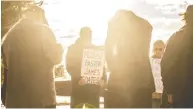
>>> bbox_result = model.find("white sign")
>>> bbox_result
[81,49,105,84]
[150,58,163,93]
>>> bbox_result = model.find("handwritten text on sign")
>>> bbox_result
[81,49,105,84]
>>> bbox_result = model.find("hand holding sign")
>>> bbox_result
[79,78,86,85]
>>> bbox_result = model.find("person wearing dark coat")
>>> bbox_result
[161,5,193,108]
[1,6,50,107]
[104,10,155,108]
[1,27,9,106]
[66,27,106,108]
[1,13,17,107]
[1,6,63,108]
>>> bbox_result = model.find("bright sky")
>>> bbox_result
[42,0,192,46]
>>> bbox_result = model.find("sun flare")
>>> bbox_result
[43,0,135,45]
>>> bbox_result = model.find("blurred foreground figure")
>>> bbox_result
[150,40,165,108]
[1,29,9,105]
[1,6,63,108]
[66,27,106,108]
[105,10,154,108]
[161,5,193,108]
[1,52,8,106]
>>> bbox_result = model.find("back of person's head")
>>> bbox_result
[152,40,165,58]
[181,5,193,25]
[79,26,92,45]
[108,10,137,35]
[107,9,153,59]
[106,10,153,81]
[22,5,48,25]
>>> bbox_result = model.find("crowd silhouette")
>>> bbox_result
[1,4,193,108]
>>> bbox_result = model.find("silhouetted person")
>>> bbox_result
[104,10,155,108]
[150,40,165,108]
[161,5,193,108]
[1,27,9,106]
[1,14,14,107]
[66,27,106,108]
[1,6,63,108]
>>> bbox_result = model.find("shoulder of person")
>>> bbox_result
[67,43,77,52]
[174,25,191,36]
[176,26,187,34]
[7,19,23,32]
[1,19,22,44]
[167,26,186,45]
[138,17,153,31]
[37,23,52,32]
[18,19,52,33]
[167,29,181,43]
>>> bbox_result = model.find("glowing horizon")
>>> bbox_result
[43,0,137,46]
[43,0,189,47]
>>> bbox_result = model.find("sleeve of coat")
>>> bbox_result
[1,21,19,67]
[65,46,81,78]
[41,26,64,65]
[161,32,179,94]
[66,46,73,75]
